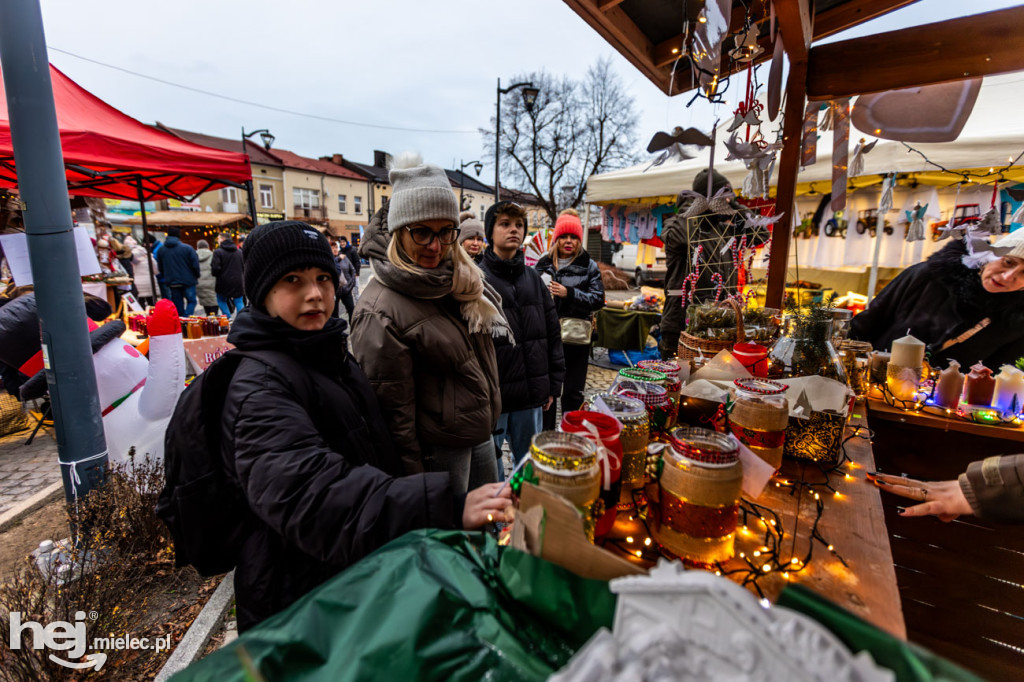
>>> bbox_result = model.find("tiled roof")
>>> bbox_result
[151,123,282,166]
[342,160,389,183]
[265,149,366,180]
[446,170,492,193]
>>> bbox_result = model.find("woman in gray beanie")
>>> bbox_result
[350,153,511,493]
[458,211,486,263]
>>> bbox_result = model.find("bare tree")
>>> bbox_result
[482,57,640,226]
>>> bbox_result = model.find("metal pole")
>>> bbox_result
[0,0,107,501]
[136,177,158,303]
[240,130,258,228]
[495,78,501,203]
[459,166,465,211]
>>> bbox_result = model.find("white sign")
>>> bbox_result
[0,227,102,286]
[121,292,144,312]
[7,610,172,671]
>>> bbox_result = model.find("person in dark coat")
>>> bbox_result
[154,227,200,316]
[337,235,361,302]
[220,220,510,631]
[850,235,1024,371]
[480,201,565,478]
[659,169,759,359]
[534,208,605,430]
[212,232,245,316]
[331,238,357,320]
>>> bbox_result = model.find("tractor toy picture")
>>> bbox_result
[930,203,980,241]
[856,208,894,237]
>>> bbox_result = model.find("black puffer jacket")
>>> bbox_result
[479,248,566,412]
[211,239,244,298]
[534,250,605,320]
[221,308,457,631]
[850,240,1024,370]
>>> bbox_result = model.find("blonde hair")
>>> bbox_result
[387,231,485,297]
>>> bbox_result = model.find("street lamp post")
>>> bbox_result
[459,159,483,212]
[494,79,539,203]
[240,127,275,228]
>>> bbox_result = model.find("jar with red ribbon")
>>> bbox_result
[586,393,649,503]
[613,380,674,435]
[638,360,683,426]
[561,410,622,540]
[728,378,789,470]
[653,427,742,566]
[527,431,602,542]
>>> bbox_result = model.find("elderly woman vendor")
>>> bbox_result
[849,231,1024,369]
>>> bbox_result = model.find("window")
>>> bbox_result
[354,196,362,214]
[220,187,237,203]
[293,188,320,208]
[259,185,273,208]
[338,194,347,213]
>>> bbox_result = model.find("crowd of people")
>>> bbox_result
[166,153,606,630]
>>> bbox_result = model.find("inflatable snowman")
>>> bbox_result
[0,296,186,463]
[94,300,186,463]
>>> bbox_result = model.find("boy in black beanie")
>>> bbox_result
[214,220,510,631]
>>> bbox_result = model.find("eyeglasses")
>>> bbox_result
[404,224,460,246]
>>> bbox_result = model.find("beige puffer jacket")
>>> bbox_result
[350,208,501,475]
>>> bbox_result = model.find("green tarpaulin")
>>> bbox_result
[174,529,982,682]
[172,530,616,682]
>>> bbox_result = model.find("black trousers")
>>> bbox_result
[339,290,355,320]
[542,342,591,430]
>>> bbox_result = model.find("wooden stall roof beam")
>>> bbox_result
[765,0,812,310]
[808,6,1024,99]
[596,0,626,10]
[562,0,670,93]
[813,0,919,40]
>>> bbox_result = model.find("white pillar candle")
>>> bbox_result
[991,365,1024,415]
[890,334,925,369]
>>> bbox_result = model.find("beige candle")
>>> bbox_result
[890,334,925,369]
[934,361,964,409]
[992,365,1024,414]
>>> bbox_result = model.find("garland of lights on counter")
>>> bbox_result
[596,425,871,601]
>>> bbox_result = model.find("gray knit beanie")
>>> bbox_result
[458,211,486,245]
[386,152,459,232]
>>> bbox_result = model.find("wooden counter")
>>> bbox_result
[865,397,1024,680]
[730,410,905,639]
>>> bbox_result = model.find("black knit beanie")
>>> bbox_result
[242,220,339,310]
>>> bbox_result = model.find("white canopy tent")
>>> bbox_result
[587,74,1024,278]
[588,73,1024,203]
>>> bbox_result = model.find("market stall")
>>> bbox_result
[0,63,252,300]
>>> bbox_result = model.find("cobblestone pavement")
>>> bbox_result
[0,422,61,515]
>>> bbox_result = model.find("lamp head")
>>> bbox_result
[472,161,483,176]
[259,131,275,150]
[522,86,539,113]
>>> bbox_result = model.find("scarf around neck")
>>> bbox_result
[362,206,514,342]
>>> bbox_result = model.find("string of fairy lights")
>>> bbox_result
[598,424,869,600]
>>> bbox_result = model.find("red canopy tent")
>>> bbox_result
[0,64,251,201]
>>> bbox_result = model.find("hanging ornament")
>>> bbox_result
[729,24,764,63]
[830,99,851,213]
[766,32,784,121]
[800,103,819,167]
[852,79,982,143]
[848,138,877,178]
[691,0,732,101]
[904,202,927,243]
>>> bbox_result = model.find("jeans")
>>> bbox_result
[493,407,543,481]
[543,343,591,430]
[217,294,245,317]
[169,285,197,316]
[422,440,497,494]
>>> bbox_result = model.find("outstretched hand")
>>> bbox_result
[463,483,513,529]
[868,472,974,522]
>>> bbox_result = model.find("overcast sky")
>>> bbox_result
[36,0,1017,184]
